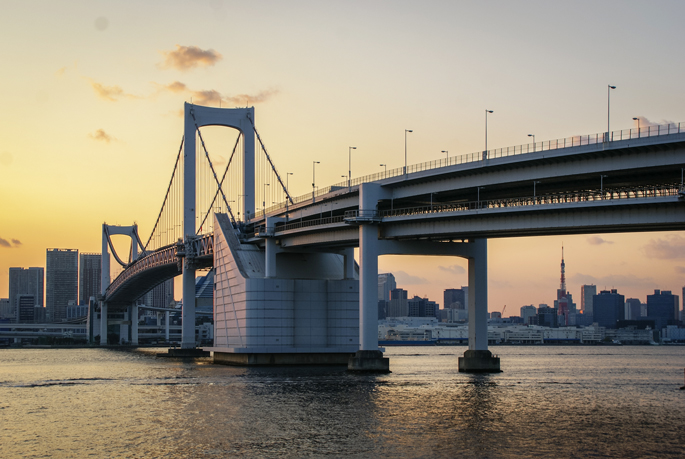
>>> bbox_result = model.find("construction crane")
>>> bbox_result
[502,305,507,317]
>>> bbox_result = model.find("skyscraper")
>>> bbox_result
[46,249,78,322]
[581,284,597,316]
[444,288,467,310]
[647,289,679,330]
[625,298,642,320]
[8,267,44,323]
[387,288,408,317]
[593,289,625,329]
[79,253,101,306]
[378,273,396,303]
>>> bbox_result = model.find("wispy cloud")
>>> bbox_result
[642,234,685,260]
[159,45,222,71]
[394,270,428,285]
[675,266,685,274]
[0,238,21,248]
[89,129,115,143]
[438,264,466,275]
[88,79,139,102]
[55,66,66,77]
[570,273,656,290]
[587,236,613,245]
[158,81,279,108]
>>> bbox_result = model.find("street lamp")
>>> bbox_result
[286,172,293,191]
[404,130,413,176]
[348,146,356,191]
[633,117,640,137]
[312,161,320,202]
[380,163,387,178]
[607,85,616,139]
[533,180,541,198]
[262,183,270,213]
[528,134,535,152]
[485,110,494,158]
[442,150,448,164]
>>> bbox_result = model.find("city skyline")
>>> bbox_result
[1,2,685,311]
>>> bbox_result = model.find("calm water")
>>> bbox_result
[1,346,684,458]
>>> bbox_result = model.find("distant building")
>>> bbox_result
[593,289,625,329]
[136,279,175,309]
[520,305,537,324]
[533,305,558,328]
[407,296,439,318]
[79,253,101,305]
[625,298,642,320]
[0,298,11,320]
[9,267,44,322]
[581,284,597,316]
[387,288,408,317]
[378,300,387,320]
[17,294,36,323]
[646,289,679,330]
[46,249,78,321]
[378,273,396,303]
[444,288,466,310]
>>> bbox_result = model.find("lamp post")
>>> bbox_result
[380,164,387,178]
[312,161,320,202]
[262,183,270,213]
[477,186,483,208]
[485,110,494,158]
[607,85,616,139]
[442,150,448,164]
[600,174,608,197]
[533,180,541,198]
[633,117,640,137]
[528,134,535,152]
[404,129,412,175]
[348,146,356,191]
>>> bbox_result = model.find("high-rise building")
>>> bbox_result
[137,279,175,309]
[581,284,597,317]
[46,249,78,322]
[8,267,44,323]
[17,294,36,323]
[408,296,439,318]
[593,289,625,329]
[79,253,101,306]
[387,288,408,317]
[378,273,396,303]
[646,289,679,330]
[625,298,642,320]
[444,288,467,310]
[520,305,537,324]
[0,298,11,320]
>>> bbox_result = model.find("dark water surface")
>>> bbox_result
[1,346,683,458]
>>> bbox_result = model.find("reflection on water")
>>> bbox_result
[0,346,683,458]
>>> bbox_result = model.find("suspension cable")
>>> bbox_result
[246,112,293,205]
[144,136,184,250]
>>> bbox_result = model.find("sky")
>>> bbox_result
[1,0,685,315]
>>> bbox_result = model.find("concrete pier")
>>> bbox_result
[458,350,501,373]
[348,350,390,372]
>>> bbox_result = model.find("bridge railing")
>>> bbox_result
[258,121,684,218]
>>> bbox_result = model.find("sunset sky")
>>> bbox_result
[1,1,685,315]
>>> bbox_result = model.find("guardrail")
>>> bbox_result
[256,121,684,219]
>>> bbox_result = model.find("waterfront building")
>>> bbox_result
[408,296,439,318]
[625,298,642,320]
[520,305,537,324]
[0,298,11,320]
[79,253,101,306]
[8,267,44,322]
[533,305,558,328]
[378,273,396,303]
[444,288,466,309]
[17,294,36,323]
[387,288,408,317]
[593,289,625,329]
[46,249,78,322]
[646,289,679,330]
[580,284,597,317]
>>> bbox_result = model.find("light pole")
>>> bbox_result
[533,180,541,198]
[312,161,320,202]
[528,134,535,152]
[404,129,412,175]
[442,150,448,164]
[633,117,640,136]
[348,146,356,191]
[477,186,483,208]
[485,110,494,158]
[600,174,608,197]
[262,183,270,213]
[380,164,387,178]
[607,85,616,139]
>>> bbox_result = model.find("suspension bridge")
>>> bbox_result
[99,102,685,371]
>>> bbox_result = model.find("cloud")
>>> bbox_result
[158,81,279,108]
[569,273,657,290]
[0,238,21,248]
[89,129,115,143]
[55,66,66,77]
[394,270,428,285]
[88,79,139,102]
[675,266,685,274]
[587,236,613,245]
[438,264,466,275]
[641,234,685,260]
[0,151,13,167]
[159,45,222,71]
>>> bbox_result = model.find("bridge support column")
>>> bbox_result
[131,304,139,346]
[459,238,500,372]
[100,302,108,345]
[343,248,356,279]
[165,311,170,342]
[349,183,389,372]
[181,267,196,348]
